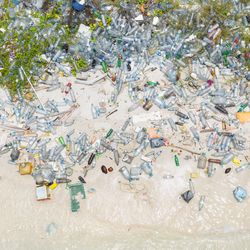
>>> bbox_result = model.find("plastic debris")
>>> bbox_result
[46,223,57,235]
[236,112,250,123]
[174,155,180,167]
[0,0,249,215]
[197,154,207,169]
[36,186,50,201]
[101,165,108,174]
[68,182,86,212]
[181,190,194,204]
[199,196,206,211]
[233,186,247,202]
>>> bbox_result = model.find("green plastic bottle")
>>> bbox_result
[117,58,122,68]
[101,61,108,73]
[58,136,66,146]
[238,103,248,112]
[174,155,180,167]
[146,81,159,87]
[105,129,113,139]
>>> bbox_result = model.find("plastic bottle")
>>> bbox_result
[197,153,207,169]
[207,162,214,178]
[168,118,177,131]
[189,179,195,194]
[119,166,131,181]
[105,129,114,139]
[174,155,180,167]
[121,117,132,131]
[141,162,153,177]
[190,126,200,141]
[188,111,197,125]
[113,150,119,166]
[221,153,234,165]
[199,195,205,211]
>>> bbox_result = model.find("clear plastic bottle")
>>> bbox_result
[199,195,205,211]
[221,153,234,165]
[197,153,207,169]
[119,166,131,181]
[207,161,215,177]
[190,126,200,141]
[189,179,195,194]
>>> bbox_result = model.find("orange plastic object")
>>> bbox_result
[147,127,160,139]
[236,112,250,123]
[140,5,145,13]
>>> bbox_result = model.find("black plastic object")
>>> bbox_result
[150,138,165,148]
[88,153,95,165]
[78,176,86,183]
[127,62,131,71]
[91,59,96,68]
[10,148,20,162]
[62,43,69,53]
[175,121,185,126]
[181,190,194,203]
[101,165,108,174]
[214,104,228,115]
[175,111,189,119]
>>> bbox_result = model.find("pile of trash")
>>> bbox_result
[0,0,249,212]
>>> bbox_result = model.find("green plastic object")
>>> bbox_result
[94,11,101,19]
[175,54,182,59]
[105,128,113,138]
[68,182,86,212]
[117,58,122,68]
[223,55,228,66]
[165,52,171,59]
[71,198,80,212]
[222,50,230,56]
[174,155,180,167]
[101,61,108,73]
[146,81,159,86]
[58,136,66,146]
[95,152,103,159]
[238,103,248,112]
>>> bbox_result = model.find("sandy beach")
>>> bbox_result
[0,66,250,250]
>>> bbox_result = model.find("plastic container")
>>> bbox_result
[197,153,207,169]
[233,186,247,202]
[72,0,85,11]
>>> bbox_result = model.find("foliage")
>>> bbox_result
[0,1,86,95]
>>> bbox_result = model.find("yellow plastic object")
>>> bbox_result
[66,144,71,152]
[41,74,48,81]
[49,182,58,190]
[19,162,33,175]
[236,112,250,123]
[33,154,40,159]
[24,92,33,101]
[58,71,64,77]
[190,172,199,178]
[232,157,241,167]
[42,132,51,137]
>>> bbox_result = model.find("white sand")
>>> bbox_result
[0,68,250,249]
